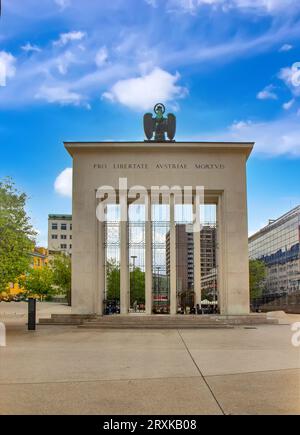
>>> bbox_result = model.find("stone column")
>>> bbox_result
[218,189,250,315]
[145,193,152,315]
[120,196,129,315]
[72,187,98,315]
[193,198,202,308]
[169,194,177,315]
[216,195,226,315]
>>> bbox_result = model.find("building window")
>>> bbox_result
[70,235,72,239]
[61,244,67,249]
[61,224,67,231]
[70,224,72,230]
[52,235,58,240]
[61,235,67,240]
[70,244,72,249]
[52,223,58,230]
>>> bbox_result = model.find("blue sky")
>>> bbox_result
[1,0,300,246]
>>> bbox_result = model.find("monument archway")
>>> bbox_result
[65,139,253,317]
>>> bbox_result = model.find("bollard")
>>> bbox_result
[28,298,36,331]
[0,322,6,347]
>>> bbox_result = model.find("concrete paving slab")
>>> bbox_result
[0,377,222,415]
[1,305,300,415]
[0,327,199,384]
[187,349,300,376]
[180,325,297,350]
[207,369,300,415]
[179,326,300,376]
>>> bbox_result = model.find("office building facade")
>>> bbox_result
[48,214,73,255]
[249,206,300,296]
[166,224,217,307]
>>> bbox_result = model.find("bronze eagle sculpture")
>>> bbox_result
[144,103,176,142]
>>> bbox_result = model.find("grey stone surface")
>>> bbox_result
[0,377,222,415]
[1,328,199,384]
[179,326,300,376]
[207,369,300,415]
[1,304,300,415]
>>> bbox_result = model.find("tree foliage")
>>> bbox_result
[106,260,120,300]
[0,178,36,293]
[201,289,213,302]
[51,253,72,304]
[19,267,55,300]
[130,267,145,305]
[105,260,145,305]
[249,259,266,299]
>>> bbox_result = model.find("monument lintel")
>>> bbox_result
[64,141,254,159]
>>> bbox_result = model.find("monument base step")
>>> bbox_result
[39,313,279,328]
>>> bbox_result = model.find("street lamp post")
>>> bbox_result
[156,266,161,313]
[131,255,137,311]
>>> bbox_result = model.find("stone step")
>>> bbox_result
[39,318,85,325]
[51,314,95,320]
[85,322,231,327]
[92,314,270,320]
[85,318,278,325]
[87,319,278,324]
[87,316,272,321]
[83,322,277,328]
[79,323,234,330]
[38,314,279,327]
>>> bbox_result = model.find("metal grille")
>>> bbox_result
[103,205,120,314]
[152,205,170,314]
[129,204,146,312]
[201,205,218,313]
[175,205,194,312]
[173,204,219,313]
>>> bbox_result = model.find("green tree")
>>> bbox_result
[19,267,55,300]
[201,289,213,302]
[106,260,120,300]
[249,259,266,299]
[0,178,36,294]
[51,254,72,305]
[130,267,145,305]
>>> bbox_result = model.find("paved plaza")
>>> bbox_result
[0,303,300,415]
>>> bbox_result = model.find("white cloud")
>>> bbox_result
[0,51,16,86]
[54,168,72,198]
[279,63,300,96]
[257,85,278,100]
[53,31,86,47]
[166,0,300,14]
[282,99,295,110]
[21,42,42,53]
[95,46,108,67]
[234,0,299,13]
[145,0,158,6]
[183,115,300,156]
[279,44,293,52]
[216,115,300,156]
[54,0,71,9]
[35,85,88,107]
[56,51,76,75]
[230,120,252,131]
[102,67,188,111]
[2,1,300,111]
